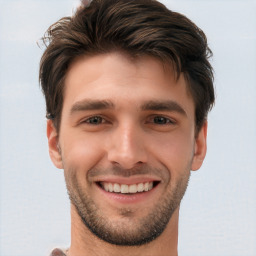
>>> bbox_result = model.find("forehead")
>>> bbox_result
[66,52,175,89]
[63,52,194,115]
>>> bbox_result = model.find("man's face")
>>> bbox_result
[48,52,207,246]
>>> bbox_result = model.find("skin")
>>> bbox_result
[47,52,207,256]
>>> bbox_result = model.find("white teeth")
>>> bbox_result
[101,181,154,194]
[109,183,113,192]
[113,183,121,193]
[121,184,128,193]
[137,183,144,192]
[103,183,109,192]
[128,184,137,193]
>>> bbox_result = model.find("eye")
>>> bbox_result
[152,116,175,125]
[84,116,105,125]
[78,115,111,132]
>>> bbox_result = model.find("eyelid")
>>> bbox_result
[146,115,177,125]
[80,115,108,125]
[77,114,177,127]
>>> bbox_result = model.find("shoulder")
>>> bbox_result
[49,248,68,256]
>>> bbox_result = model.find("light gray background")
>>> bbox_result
[0,0,255,255]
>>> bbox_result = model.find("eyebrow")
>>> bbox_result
[141,100,187,116]
[70,99,187,116]
[70,99,114,115]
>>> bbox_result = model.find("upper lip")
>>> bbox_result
[93,175,161,185]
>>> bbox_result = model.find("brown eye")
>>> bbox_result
[86,116,103,125]
[153,116,172,125]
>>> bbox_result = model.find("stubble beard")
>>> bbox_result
[64,165,191,246]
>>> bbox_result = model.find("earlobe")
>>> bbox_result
[191,121,208,171]
[47,120,63,169]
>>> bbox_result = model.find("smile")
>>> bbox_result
[99,181,159,194]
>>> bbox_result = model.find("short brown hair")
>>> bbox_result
[39,0,215,133]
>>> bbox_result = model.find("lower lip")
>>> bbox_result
[96,183,159,204]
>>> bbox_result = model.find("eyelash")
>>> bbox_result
[81,115,176,126]
[82,116,106,125]
[149,115,176,125]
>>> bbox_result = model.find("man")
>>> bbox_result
[39,0,215,255]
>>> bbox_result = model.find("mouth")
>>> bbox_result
[97,181,160,194]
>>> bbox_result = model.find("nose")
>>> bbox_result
[107,123,148,169]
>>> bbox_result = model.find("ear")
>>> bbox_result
[191,121,208,171]
[47,120,63,169]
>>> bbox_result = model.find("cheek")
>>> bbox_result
[150,131,194,175]
[60,132,105,172]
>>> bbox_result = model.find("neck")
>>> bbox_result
[68,204,179,256]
